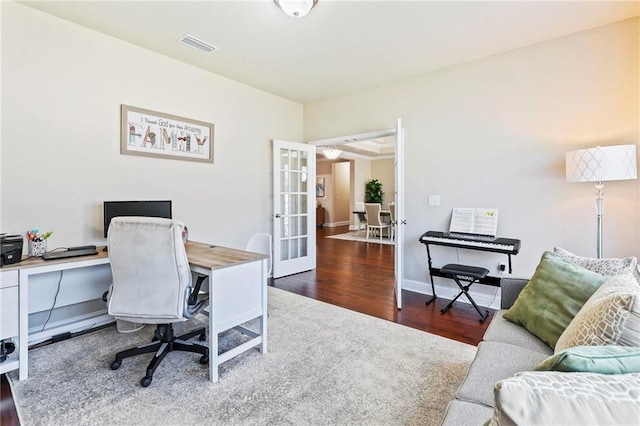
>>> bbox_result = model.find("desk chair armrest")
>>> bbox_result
[185,274,209,318]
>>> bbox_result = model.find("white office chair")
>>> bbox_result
[106,217,209,387]
[246,233,272,277]
[364,203,391,241]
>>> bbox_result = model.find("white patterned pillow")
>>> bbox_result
[553,247,637,277]
[489,371,640,426]
[555,274,639,353]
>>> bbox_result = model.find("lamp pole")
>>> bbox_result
[594,181,604,259]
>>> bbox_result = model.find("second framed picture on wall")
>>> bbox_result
[121,104,214,163]
[316,177,325,197]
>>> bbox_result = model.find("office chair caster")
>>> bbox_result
[199,354,209,364]
[140,376,152,387]
[110,359,122,370]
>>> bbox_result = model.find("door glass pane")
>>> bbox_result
[301,152,307,169]
[280,194,288,217]
[280,149,289,170]
[290,216,299,237]
[290,238,299,259]
[281,217,290,238]
[280,171,289,192]
[301,194,307,214]
[301,166,307,191]
[291,171,299,192]
[301,216,307,236]
[300,237,308,257]
[290,194,299,214]
[280,240,289,261]
[290,150,299,171]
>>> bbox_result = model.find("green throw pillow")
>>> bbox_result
[535,345,640,374]
[503,251,607,349]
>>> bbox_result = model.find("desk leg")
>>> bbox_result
[207,269,219,383]
[259,258,267,354]
[18,270,29,380]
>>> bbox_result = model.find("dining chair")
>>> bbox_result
[364,203,391,241]
[388,202,396,241]
[354,202,367,236]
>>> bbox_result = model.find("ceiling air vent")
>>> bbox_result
[178,34,218,54]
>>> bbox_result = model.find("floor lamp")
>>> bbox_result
[566,144,637,259]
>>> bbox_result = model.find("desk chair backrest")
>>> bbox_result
[107,217,193,323]
[364,203,383,226]
[246,233,272,277]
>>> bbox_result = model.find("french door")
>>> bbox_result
[272,140,317,278]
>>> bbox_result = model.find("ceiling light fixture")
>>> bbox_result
[274,0,318,18]
[323,146,341,160]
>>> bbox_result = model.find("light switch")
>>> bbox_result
[428,195,440,206]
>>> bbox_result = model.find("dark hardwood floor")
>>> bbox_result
[0,225,493,424]
[273,225,494,346]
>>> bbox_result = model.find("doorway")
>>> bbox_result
[308,120,404,308]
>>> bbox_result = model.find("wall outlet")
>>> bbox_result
[428,195,440,206]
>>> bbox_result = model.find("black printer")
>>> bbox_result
[1,234,24,266]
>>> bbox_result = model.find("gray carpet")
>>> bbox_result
[9,287,476,425]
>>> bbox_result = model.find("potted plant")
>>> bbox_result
[365,179,384,204]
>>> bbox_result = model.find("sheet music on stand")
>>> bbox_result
[449,208,499,236]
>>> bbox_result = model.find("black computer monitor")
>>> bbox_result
[103,200,172,238]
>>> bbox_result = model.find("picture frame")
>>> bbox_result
[121,104,214,163]
[316,177,325,198]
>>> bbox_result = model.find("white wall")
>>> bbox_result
[304,18,639,294]
[371,158,395,208]
[1,3,303,250]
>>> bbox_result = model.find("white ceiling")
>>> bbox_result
[21,1,639,105]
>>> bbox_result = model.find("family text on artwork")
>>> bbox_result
[121,105,214,163]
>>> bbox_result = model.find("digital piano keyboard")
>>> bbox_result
[419,231,521,255]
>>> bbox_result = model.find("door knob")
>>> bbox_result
[275,214,282,218]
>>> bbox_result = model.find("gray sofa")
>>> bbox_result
[441,277,640,425]
[441,278,546,424]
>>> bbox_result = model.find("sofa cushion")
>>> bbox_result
[555,274,639,352]
[503,251,607,349]
[440,400,492,426]
[483,310,553,354]
[535,345,640,374]
[553,247,637,276]
[455,341,550,407]
[489,371,640,426]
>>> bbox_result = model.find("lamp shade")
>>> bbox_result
[274,0,318,18]
[566,144,637,183]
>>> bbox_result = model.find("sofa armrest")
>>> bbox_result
[500,278,529,309]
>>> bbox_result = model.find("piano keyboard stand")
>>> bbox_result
[439,264,490,323]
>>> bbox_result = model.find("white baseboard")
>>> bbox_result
[322,221,350,228]
[403,278,502,310]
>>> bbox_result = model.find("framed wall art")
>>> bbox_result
[121,105,214,163]
[316,177,325,198]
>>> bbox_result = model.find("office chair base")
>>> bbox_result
[111,323,209,387]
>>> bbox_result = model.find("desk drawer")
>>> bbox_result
[0,286,19,339]
[0,270,19,289]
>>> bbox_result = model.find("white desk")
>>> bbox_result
[1,241,267,382]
